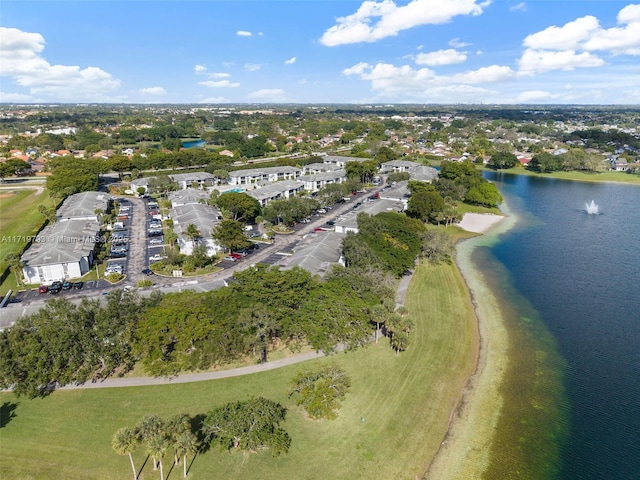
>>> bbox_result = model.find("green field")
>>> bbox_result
[0,260,478,480]
[483,166,640,185]
[0,187,54,295]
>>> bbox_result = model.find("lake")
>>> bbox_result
[477,172,640,479]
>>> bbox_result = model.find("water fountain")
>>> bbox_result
[585,200,599,214]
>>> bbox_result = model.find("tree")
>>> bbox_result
[175,431,199,478]
[406,181,445,224]
[386,311,413,355]
[289,366,351,420]
[239,306,277,363]
[147,433,168,479]
[166,413,191,466]
[488,151,518,170]
[112,427,138,480]
[4,253,24,287]
[202,397,291,456]
[420,229,454,264]
[185,223,201,244]
[215,192,261,222]
[369,304,388,344]
[211,219,250,252]
[465,182,503,207]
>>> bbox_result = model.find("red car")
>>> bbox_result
[229,252,242,260]
[38,285,48,294]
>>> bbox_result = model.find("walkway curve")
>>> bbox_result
[58,350,326,390]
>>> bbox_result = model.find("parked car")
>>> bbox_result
[148,229,163,236]
[48,284,62,294]
[149,254,165,262]
[249,232,262,238]
[73,281,84,289]
[142,268,154,276]
[38,284,48,294]
[105,265,123,274]
[62,281,72,290]
[229,253,242,260]
[149,237,164,245]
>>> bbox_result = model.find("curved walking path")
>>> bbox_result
[59,351,326,390]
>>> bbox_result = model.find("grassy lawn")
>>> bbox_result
[483,166,640,185]
[0,260,478,480]
[0,188,54,295]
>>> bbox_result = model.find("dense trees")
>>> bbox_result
[46,156,101,197]
[0,291,151,397]
[437,160,503,208]
[342,212,425,277]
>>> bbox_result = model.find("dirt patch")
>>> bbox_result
[0,192,16,199]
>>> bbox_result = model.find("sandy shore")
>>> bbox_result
[425,207,515,479]
[457,212,505,233]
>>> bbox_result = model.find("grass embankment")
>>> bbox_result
[484,166,640,185]
[0,188,54,295]
[0,260,478,480]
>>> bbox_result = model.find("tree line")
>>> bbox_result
[0,264,408,398]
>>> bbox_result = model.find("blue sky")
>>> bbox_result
[1,1,639,104]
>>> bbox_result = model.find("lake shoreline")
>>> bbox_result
[425,208,515,479]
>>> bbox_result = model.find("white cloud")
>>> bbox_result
[245,63,261,71]
[518,49,604,75]
[523,5,640,57]
[415,49,467,66]
[236,30,252,37]
[509,2,526,12]
[0,27,120,100]
[319,0,487,46]
[139,86,166,95]
[194,64,207,73]
[582,4,640,55]
[523,16,600,50]
[208,72,230,79]
[517,90,555,102]
[198,80,240,88]
[247,88,287,101]
[200,96,230,103]
[451,65,515,83]
[284,57,297,65]
[449,37,471,48]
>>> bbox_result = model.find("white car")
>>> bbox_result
[106,265,123,274]
[149,238,164,245]
[149,254,165,262]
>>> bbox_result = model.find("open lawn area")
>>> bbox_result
[0,260,478,480]
[483,167,640,185]
[0,188,54,295]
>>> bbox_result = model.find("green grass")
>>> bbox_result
[483,166,640,185]
[0,260,477,480]
[0,188,54,295]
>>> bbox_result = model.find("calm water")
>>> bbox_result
[481,172,640,479]
[182,139,206,148]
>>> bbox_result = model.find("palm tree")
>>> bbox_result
[136,415,164,469]
[112,427,138,480]
[175,431,199,478]
[369,304,388,344]
[147,433,168,479]
[165,413,190,466]
[185,223,201,245]
[4,253,24,287]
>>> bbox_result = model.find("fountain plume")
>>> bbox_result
[585,200,599,215]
